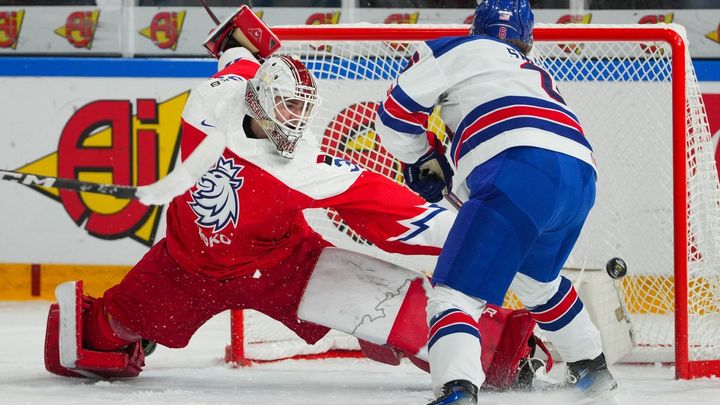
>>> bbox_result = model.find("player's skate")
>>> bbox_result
[426,380,478,405]
[44,280,145,379]
[565,353,618,403]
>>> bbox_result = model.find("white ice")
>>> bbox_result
[1,302,718,405]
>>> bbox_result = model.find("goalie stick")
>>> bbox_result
[197,0,221,24]
[198,0,255,25]
[443,191,463,210]
[0,169,137,199]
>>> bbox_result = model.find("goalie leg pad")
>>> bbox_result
[44,281,145,379]
[298,249,550,391]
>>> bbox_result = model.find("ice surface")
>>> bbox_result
[1,302,718,405]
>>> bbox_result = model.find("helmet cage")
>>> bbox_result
[246,56,320,159]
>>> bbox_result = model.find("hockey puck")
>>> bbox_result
[606,257,627,279]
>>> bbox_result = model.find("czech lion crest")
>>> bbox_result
[188,156,244,232]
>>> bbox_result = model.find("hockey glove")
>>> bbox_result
[203,5,280,59]
[402,134,454,203]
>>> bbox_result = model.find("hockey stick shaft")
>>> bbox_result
[443,191,463,210]
[197,0,221,24]
[0,169,137,199]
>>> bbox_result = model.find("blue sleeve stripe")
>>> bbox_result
[377,103,427,135]
[390,84,434,114]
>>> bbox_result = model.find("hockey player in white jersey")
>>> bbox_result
[374,0,617,404]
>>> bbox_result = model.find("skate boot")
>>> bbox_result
[426,380,478,405]
[44,280,146,379]
[566,353,618,402]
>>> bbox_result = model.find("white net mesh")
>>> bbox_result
[233,24,720,367]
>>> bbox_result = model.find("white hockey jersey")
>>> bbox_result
[164,48,454,279]
[375,35,596,200]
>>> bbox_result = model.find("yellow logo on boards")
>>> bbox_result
[139,10,186,50]
[15,92,189,245]
[54,10,100,49]
[707,22,720,44]
[0,9,24,49]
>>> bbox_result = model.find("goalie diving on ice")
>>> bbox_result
[42,3,563,398]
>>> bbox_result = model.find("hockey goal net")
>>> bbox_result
[226,24,720,380]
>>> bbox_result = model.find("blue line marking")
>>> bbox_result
[0,56,717,81]
[0,57,217,78]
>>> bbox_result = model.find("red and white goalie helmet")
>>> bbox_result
[245,55,321,158]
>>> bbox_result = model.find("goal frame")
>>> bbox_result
[228,24,718,380]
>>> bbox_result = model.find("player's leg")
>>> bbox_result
[102,239,227,350]
[510,273,616,396]
[512,151,617,398]
[427,184,536,404]
[297,246,541,392]
[245,235,334,345]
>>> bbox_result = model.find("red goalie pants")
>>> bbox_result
[103,236,331,349]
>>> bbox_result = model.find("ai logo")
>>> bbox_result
[189,156,244,234]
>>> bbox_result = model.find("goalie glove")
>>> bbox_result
[402,132,454,203]
[203,5,280,59]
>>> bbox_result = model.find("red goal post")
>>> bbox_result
[226,24,720,380]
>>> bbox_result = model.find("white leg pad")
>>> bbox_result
[55,281,80,370]
[297,248,432,358]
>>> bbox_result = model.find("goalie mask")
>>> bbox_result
[470,0,534,47]
[245,55,320,158]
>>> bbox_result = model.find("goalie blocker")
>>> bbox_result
[203,5,281,59]
[298,248,553,390]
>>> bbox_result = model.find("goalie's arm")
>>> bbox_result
[134,132,224,206]
[312,171,455,256]
[135,80,231,206]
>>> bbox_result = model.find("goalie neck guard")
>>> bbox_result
[245,55,320,158]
